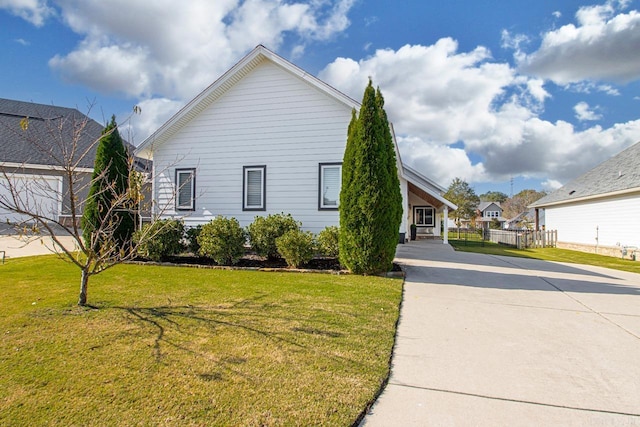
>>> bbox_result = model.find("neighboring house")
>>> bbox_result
[505,208,544,230]
[530,141,640,258]
[475,201,506,230]
[0,98,150,226]
[136,45,456,242]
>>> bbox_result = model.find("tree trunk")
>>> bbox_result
[78,269,89,306]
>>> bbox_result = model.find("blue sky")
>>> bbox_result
[2,0,640,196]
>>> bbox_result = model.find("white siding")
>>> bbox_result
[545,192,640,248]
[400,177,408,236]
[152,61,352,233]
[0,173,62,223]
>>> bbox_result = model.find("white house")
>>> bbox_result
[475,201,506,230]
[530,141,640,259]
[136,45,456,243]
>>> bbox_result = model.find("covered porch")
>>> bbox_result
[408,182,450,240]
[399,165,457,245]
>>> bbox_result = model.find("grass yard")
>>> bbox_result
[0,256,402,426]
[448,239,640,275]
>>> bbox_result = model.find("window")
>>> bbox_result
[414,206,434,226]
[484,210,500,218]
[319,163,342,210]
[175,168,195,211]
[243,165,266,210]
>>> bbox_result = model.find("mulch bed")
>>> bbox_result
[160,254,343,270]
[132,253,402,274]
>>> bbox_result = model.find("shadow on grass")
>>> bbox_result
[112,297,359,374]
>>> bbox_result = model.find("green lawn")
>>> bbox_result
[0,256,402,426]
[448,238,640,275]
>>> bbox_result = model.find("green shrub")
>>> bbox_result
[339,82,402,274]
[185,225,203,254]
[317,226,339,257]
[276,229,315,268]
[133,219,185,261]
[197,217,246,265]
[247,213,300,259]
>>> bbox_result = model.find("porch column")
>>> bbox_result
[443,206,449,244]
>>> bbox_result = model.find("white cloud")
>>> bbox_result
[565,81,621,96]
[41,0,355,139]
[121,98,185,146]
[46,0,355,101]
[320,42,640,187]
[0,0,53,26]
[541,179,562,191]
[574,101,602,121]
[398,137,487,185]
[320,41,517,144]
[500,29,529,51]
[519,1,640,84]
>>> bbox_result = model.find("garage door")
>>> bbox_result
[0,173,62,224]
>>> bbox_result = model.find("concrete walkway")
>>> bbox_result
[0,235,79,259]
[361,240,640,426]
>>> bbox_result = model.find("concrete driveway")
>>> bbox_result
[362,240,640,426]
[0,235,79,259]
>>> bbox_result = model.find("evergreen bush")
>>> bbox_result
[198,217,246,265]
[82,116,135,251]
[316,226,339,258]
[247,213,300,259]
[133,219,185,261]
[339,81,402,274]
[276,229,315,268]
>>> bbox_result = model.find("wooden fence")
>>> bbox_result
[487,229,557,249]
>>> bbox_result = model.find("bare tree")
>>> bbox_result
[0,103,171,306]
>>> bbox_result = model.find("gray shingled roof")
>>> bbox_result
[531,141,640,207]
[478,201,501,211]
[0,98,105,169]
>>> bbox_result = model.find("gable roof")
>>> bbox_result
[478,201,501,211]
[136,45,359,159]
[401,164,457,210]
[0,98,105,170]
[136,45,457,211]
[531,141,640,208]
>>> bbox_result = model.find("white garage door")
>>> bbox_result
[0,173,62,224]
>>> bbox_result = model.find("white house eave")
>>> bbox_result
[136,45,360,160]
[530,186,640,208]
[401,166,457,210]
[1,161,93,173]
[403,164,447,193]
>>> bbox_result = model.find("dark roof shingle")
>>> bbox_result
[531,141,640,207]
[0,98,105,169]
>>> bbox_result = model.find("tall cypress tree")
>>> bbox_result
[81,116,135,250]
[339,80,403,274]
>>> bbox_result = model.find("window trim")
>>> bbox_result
[243,165,266,211]
[175,168,196,211]
[414,206,435,227]
[318,162,342,211]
